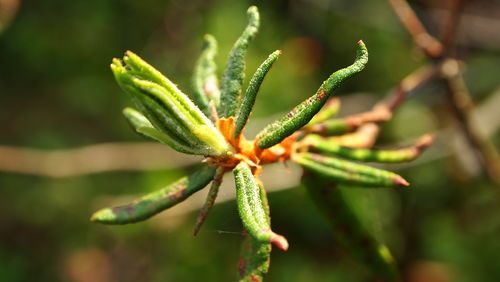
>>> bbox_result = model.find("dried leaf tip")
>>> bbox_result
[415,134,435,151]
[270,233,289,251]
[393,176,410,187]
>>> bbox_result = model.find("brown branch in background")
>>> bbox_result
[440,0,466,53]
[338,64,437,148]
[0,0,20,33]
[378,64,437,112]
[388,0,443,58]
[356,63,436,126]
[307,64,436,139]
[0,142,200,178]
[437,0,500,184]
[0,85,498,179]
[388,0,500,184]
[441,60,500,183]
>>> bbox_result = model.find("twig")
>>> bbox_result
[1,86,498,179]
[387,0,443,58]
[0,0,20,33]
[441,60,500,183]
[440,0,466,53]
[378,64,437,112]
[388,0,500,184]
[0,142,200,178]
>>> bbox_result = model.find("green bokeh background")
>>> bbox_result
[1,0,499,281]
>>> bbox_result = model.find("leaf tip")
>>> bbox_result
[247,5,258,14]
[246,5,260,27]
[416,133,435,150]
[90,208,115,224]
[393,176,410,187]
[271,233,289,251]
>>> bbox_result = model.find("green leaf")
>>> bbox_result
[293,152,409,188]
[237,184,271,282]
[219,6,260,118]
[111,55,234,156]
[91,165,216,224]
[238,234,271,282]
[307,118,352,136]
[255,41,368,149]
[123,107,198,154]
[302,172,399,281]
[118,80,203,149]
[124,83,208,151]
[233,162,288,251]
[306,97,341,126]
[234,50,281,138]
[192,34,220,118]
[304,134,434,163]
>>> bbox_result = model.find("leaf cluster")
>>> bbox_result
[91,6,433,281]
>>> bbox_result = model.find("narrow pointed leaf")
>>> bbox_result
[293,152,409,188]
[192,34,220,117]
[193,167,225,235]
[307,97,340,126]
[256,41,368,149]
[233,162,288,251]
[304,134,434,163]
[307,105,392,136]
[123,107,198,154]
[219,6,260,118]
[91,165,216,224]
[234,50,281,137]
[307,118,353,136]
[302,172,399,281]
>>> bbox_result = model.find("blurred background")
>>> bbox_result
[1,0,499,281]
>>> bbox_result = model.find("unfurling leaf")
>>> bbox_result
[111,53,234,156]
